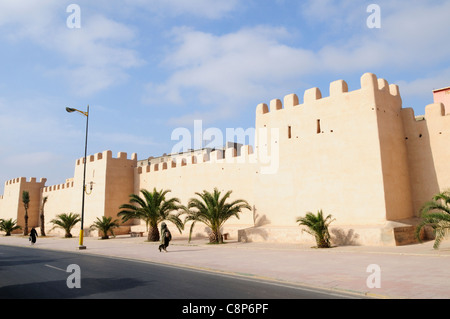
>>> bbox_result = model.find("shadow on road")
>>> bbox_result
[0,277,151,299]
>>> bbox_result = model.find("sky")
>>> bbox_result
[0,0,449,193]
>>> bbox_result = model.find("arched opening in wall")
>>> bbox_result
[317,119,321,134]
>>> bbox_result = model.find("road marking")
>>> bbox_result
[45,264,66,272]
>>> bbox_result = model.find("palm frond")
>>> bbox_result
[50,213,81,237]
[0,218,22,235]
[183,188,250,243]
[432,190,450,206]
[117,188,184,241]
[297,210,334,248]
[90,216,120,239]
[416,190,450,249]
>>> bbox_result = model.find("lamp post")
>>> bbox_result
[66,105,89,250]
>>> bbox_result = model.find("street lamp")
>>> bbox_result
[66,105,89,250]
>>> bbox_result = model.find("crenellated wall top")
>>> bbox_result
[137,145,255,175]
[4,177,47,187]
[76,150,138,166]
[256,72,401,115]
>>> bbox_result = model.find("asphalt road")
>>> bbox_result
[0,245,362,300]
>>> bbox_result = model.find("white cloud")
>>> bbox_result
[397,68,450,99]
[379,1,450,67]
[300,0,450,71]
[167,108,236,127]
[47,65,130,98]
[4,152,57,167]
[93,131,159,147]
[0,0,58,31]
[143,25,318,124]
[0,1,143,97]
[300,0,363,29]
[123,0,240,19]
[48,13,144,97]
[142,0,450,126]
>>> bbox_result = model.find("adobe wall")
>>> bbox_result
[433,87,450,110]
[41,179,77,236]
[1,72,448,246]
[69,150,136,235]
[254,73,396,229]
[402,102,450,215]
[373,76,414,221]
[38,150,137,236]
[103,151,136,223]
[136,146,257,238]
[0,177,47,232]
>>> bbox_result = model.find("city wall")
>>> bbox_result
[401,102,450,216]
[135,146,257,239]
[0,177,46,233]
[1,73,449,246]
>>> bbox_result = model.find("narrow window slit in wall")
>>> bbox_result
[288,126,292,139]
[317,120,321,134]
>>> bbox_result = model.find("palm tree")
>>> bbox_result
[296,210,335,248]
[22,190,30,236]
[183,188,251,244]
[39,196,48,236]
[90,216,121,239]
[118,188,184,242]
[50,213,81,238]
[415,190,450,249]
[0,218,22,236]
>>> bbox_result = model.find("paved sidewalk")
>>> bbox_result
[1,234,450,299]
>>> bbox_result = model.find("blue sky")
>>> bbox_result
[0,0,449,193]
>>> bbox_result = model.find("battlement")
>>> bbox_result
[76,150,138,166]
[401,102,450,142]
[137,145,255,175]
[256,72,401,115]
[43,180,75,193]
[425,102,447,118]
[402,103,449,123]
[4,177,47,187]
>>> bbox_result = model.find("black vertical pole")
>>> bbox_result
[79,105,89,249]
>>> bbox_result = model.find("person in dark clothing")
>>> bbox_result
[29,228,38,245]
[158,222,171,252]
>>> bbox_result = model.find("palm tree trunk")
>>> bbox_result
[317,237,330,248]
[40,197,47,236]
[24,211,29,236]
[148,225,159,242]
[209,229,223,244]
[40,213,46,236]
